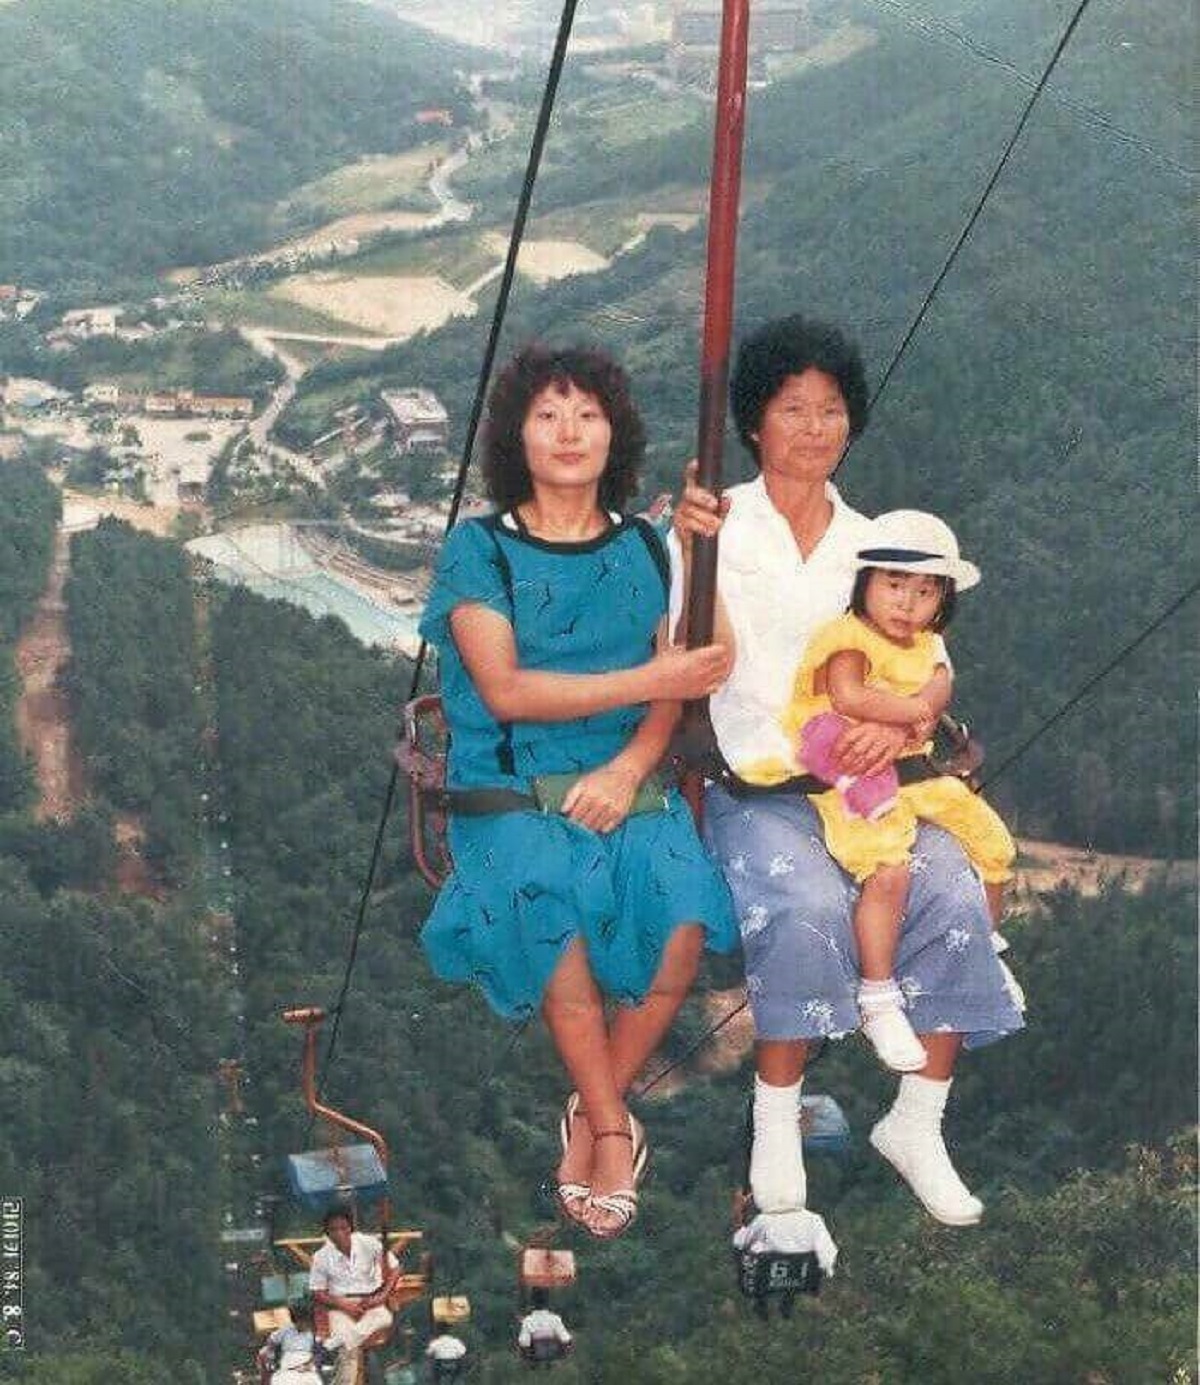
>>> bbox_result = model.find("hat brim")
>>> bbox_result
[854,553,980,591]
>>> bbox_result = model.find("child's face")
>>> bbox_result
[863,568,944,643]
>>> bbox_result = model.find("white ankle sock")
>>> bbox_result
[858,977,905,1013]
[750,1075,806,1213]
[873,1074,982,1225]
[888,1073,951,1126]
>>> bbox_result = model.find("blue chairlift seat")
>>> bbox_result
[286,1143,388,1213]
[799,1094,851,1157]
[258,1271,310,1305]
[260,1273,289,1306]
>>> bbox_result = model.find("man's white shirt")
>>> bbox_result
[518,1308,572,1348]
[426,1334,468,1360]
[309,1231,398,1297]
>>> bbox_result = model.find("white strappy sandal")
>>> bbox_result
[555,1092,591,1225]
[584,1115,648,1241]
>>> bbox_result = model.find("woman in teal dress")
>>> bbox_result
[419,343,737,1239]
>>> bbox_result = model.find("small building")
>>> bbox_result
[169,456,211,507]
[416,108,455,127]
[1,377,69,412]
[179,390,255,419]
[369,490,409,517]
[61,306,119,338]
[83,382,122,408]
[381,388,450,455]
[145,392,180,415]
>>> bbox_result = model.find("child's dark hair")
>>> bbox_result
[850,568,957,632]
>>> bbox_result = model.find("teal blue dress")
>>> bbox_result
[418,512,737,1019]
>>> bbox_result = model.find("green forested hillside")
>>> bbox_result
[1,539,1191,1381]
[66,521,202,881]
[282,0,1195,855]
[0,502,227,1381]
[0,0,473,289]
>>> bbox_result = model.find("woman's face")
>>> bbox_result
[753,368,850,483]
[521,382,612,495]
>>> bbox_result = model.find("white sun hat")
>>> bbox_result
[854,510,981,591]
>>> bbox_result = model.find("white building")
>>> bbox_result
[381,388,450,455]
[1,377,69,412]
[61,307,119,338]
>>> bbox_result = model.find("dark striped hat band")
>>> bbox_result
[857,547,945,563]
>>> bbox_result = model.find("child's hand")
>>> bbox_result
[834,722,907,778]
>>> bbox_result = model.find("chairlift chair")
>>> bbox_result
[265,1006,430,1385]
[396,694,451,890]
[515,1241,575,1368]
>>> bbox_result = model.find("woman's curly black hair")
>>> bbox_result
[730,314,871,465]
[482,343,645,511]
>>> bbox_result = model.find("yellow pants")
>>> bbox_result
[812,776,1015,886]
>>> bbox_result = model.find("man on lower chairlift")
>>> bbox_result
[308,1207,400,1385]
[517,1288,573,1365]
[424,1327,468,1380]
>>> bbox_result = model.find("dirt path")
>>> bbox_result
[14,530,86,822]
[1013,837,1194,900]
[112,814,169,901]
[14,526,165,899]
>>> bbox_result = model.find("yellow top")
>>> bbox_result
[738,613,945,785]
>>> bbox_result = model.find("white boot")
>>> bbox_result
[870,1075,983,1226]
[858,978,926,1072]
[749,1075,806,1212]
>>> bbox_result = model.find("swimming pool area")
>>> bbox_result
[189,527,421,654]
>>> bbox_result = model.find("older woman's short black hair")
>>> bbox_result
[730,315,870,463]
[482,343,645,511]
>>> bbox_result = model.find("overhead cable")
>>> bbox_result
[867,0,1098,414]
[315,1,581,1096]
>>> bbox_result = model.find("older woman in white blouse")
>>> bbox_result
[672,315,1023,1234]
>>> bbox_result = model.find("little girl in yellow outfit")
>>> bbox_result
[782,511,1015,1073]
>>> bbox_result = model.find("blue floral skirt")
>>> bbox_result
[422,790,738,1020]
[702,783,1024,1047]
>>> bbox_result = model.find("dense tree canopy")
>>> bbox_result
[66,520,201,879]
[0,0,473,289]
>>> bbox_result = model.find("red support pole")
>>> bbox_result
[685,0,751,651]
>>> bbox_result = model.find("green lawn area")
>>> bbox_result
[273,142,449,223]
[531,186,705,257]
[199,288,366,336]
[336,225,501,289]
[281,341,376,372]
